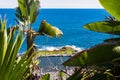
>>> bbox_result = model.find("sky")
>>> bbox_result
[0,0,103,8]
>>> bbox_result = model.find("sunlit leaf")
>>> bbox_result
[84,21,120,35]
[18,0,28,18]
[63,43,120,66]
[38,20,63,37]
[30,0,40,23]
[99,0,120,21]
[17,0,40,24]
[0,18,33,80]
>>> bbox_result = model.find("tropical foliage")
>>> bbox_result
[15,0,63,79]
[41,74,50,80]
[0,18,33,80]
[15,0,62,50]
[16,0,63,55]
[38,20,63,37]
[63,0,120,79]
[84,19,120,35]
[99,0,120,21]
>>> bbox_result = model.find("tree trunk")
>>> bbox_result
[26,29,41,80]
[27,29,35,58]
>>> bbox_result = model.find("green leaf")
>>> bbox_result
[67,69,83,80]
[7,31,24,76]
[17,0,40,24]
[84,21,120,35]
[90,73,110,80]
[15,7,25,22]
[18,0,28,18]
[38,20,63,37]
[112,46,120,66]
[0,27,16,77]
[99,0,120,21]
[30,0,40,23]
[0,19,7,80]
[0,18,34,80]
[41,74,50,80]
[10,45,34,80]
[63,44,120,66]
[0,18,7,69]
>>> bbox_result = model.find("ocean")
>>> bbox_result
[0,9,113,70]
[0,9,110,53]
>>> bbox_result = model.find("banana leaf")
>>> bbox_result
[84,21,120,35]
[17,0,40,24]
[15,7,25,22]
[63,43,120,66]
[18,0,28,19]
[38,20,63,37]
[99,0,120,21]
[30,0,40,24]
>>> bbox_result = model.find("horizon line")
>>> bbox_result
[0,7,104,9]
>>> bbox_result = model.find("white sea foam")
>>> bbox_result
[38,46,60,51]
[64,45,84,52]
[43,46,60,51]
[38,45,84,52]
[18,45,84,54]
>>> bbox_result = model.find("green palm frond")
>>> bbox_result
[0,18,33,80]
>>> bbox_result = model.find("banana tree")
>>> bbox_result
[63,0,120,79]
[0,18,34,80]
[16,0,63,57]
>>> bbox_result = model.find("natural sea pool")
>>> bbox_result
[38,56,71,72]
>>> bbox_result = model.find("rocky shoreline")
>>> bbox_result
[17,46,80,80]
[37,46,81,57]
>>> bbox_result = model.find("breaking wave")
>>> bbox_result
[38,45,84,52]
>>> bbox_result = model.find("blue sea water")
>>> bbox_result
[0,9,111,53]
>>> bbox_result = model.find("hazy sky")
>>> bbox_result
[0,0,103,8]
